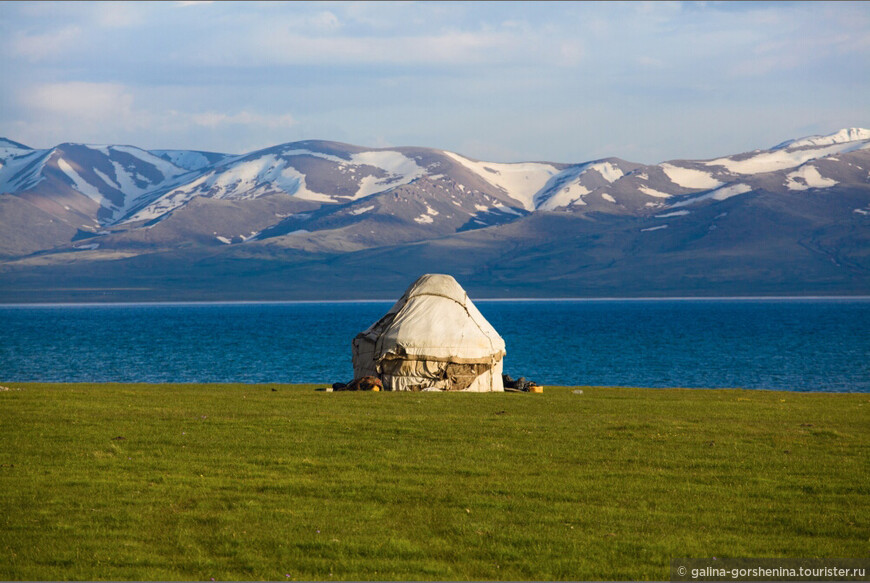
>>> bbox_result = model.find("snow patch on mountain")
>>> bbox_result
[775,128,870,150]
[352,151,426,196]
[655,210,690,218]
[493,204,523,216]
[705,140,867,175]
[0,149,48,192]
[785,165,838,191]
[57,158,103,202]
[534,162,629,210]
[0,143,32,162]
[211,156,301,197]
[52,149,188,221]
[660,163,723,189]
[105,146,190,180]
[349,205,375,216]
[413,203,440,224]
[92,168,121,191]
[125,146,431,227]
[444,151,558,211]
[540,182,590,209]
[35,145,192,222]
[592,162,624,183]
[108,162,148,196]
[638,185,672,198]
[125,154,334,222]
[671,183,752,208]
[278,147,425,199]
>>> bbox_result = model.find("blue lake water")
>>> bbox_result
[1,299,868,392]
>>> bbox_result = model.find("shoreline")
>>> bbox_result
[3,382,868,395]
[2,295,869,307]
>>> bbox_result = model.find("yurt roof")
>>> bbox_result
[358,274,505,363]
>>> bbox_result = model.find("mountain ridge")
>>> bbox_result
[1,128,868,301]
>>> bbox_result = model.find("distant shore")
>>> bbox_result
[2,294,869,306]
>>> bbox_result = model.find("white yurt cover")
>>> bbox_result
[352,274,505,392]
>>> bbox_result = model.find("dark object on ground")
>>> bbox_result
[503,374,540,392]
[332,376,384,391]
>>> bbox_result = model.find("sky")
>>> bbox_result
[1,1,868,164]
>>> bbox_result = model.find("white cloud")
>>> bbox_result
[94,2,145,28]
[247,31,495,65]
[309,11,341,33]
[729,28,870,78]
[637,55,665,69]
[7,26,82,61]
[191,111,295,129]
[238,26,584,68]
[21,82,295,131]
[1,2,868,163]
[558,40,584,66]
[12,81,296,151]
[27,82,136,121]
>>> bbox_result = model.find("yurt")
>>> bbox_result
[352,274,506,392]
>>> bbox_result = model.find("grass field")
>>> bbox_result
[0,383,867,581]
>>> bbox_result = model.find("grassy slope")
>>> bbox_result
[0,384,867,581]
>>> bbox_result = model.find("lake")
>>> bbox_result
[1,299,868,392]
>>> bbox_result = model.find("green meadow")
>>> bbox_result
[0,384,867,581]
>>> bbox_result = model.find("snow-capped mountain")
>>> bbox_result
[0,141,193,227]
[3,128,867,236]
[122,142,438,225]
[78,140,574,252]
[528,129,870,216]
[0,128,868,300]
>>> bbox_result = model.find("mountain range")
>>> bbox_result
[1,128,868,301]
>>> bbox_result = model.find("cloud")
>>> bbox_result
[309,11,341,33]
[242,26,580,68]
[93,2,145,28]
[191,111,295,129]
[11,81,297,151]
[21,82,294,129]
[7,26,82,61]
[557,40,584,67]
[637,56,665,69]
[728,27,870,78]
[27,82,136,121]
[2,2,868,162]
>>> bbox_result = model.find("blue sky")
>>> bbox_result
[1,1,868,163]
